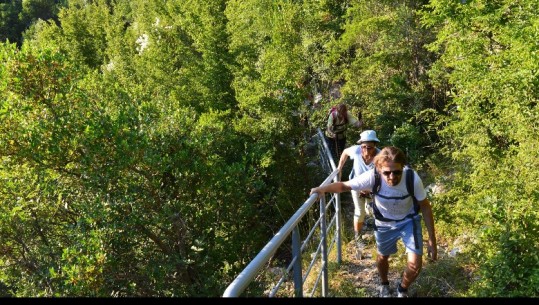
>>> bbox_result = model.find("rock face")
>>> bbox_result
[425,182,445,196]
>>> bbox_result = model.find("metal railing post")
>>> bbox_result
[292,226,303,297]
[319,194,328,297]
[335,175,342,265]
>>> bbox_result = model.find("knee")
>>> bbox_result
[353,214,365,223]
[356,213,366,222]
[353,201,366,222]
[353,205,365,222]
[377,254,389,264]
[407,259,422,275]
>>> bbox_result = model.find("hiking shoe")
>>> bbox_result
[354,236,365,259]
[364,217,375,229]
[397,290,408,298]
[397,282,408,297]
[379,284,391,298]
[354,236,365,249]
[365,201,374,216]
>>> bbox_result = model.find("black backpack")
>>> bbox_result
[369,167,419,222]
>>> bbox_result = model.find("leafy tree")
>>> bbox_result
[0,0,64,46]
[0,0,24,44]
[322,0,442,167]
[19,0,62,26]
[1,0,320,297]
[421,0,539,296]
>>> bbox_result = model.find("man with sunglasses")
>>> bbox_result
[310,146,437,298]
[337,130,381,257]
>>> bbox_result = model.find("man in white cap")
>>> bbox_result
[337,130,381,258]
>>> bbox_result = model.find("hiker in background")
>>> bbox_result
[337,130,381,255]
[325,103,362,161]
[310,146,437,298]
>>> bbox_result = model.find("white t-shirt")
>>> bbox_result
[347,168,427,223]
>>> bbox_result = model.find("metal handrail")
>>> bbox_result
[222,129,343,297]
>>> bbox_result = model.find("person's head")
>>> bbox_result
[374,146,406,186]
[360,141,377,159]
[357,130,380,158]
[336,103,348,119]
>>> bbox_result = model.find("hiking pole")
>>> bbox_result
[334,136,339,162]
[357,111,363,131]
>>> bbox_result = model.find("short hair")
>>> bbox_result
[374,146,406,168]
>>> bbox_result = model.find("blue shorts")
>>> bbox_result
[374,215,423,256]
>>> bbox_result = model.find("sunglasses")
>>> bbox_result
[361,145,374,150]
[382,170,403,177]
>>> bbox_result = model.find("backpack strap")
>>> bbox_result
[369,167,421,249]
[371,168,381,195]
[369,168,394,222]
[328,107,347,135]
[405,168,419,214]
[369,167,419,222]
[404,167,420,250]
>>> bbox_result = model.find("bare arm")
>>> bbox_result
[337,148,351,172]
[419,198,437,261]
[348,113,362,128]
[310,181,352,197]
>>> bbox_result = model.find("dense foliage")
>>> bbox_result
[0,0,538,297]
[420,0,539,296]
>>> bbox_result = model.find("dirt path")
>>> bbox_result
[336,197,411,298]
